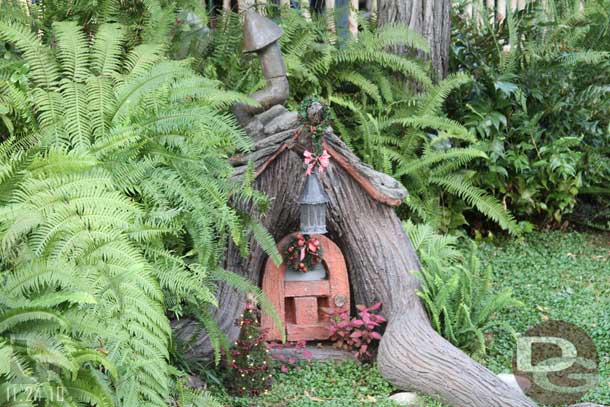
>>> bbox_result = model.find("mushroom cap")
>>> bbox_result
[243,10,283,53]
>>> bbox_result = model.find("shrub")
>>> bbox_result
[448,0,610,227]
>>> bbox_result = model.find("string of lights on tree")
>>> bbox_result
[226,301,272,396]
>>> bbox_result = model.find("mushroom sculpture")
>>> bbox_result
[232,11,289,126]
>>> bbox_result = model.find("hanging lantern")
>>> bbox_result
[298,172,330,234]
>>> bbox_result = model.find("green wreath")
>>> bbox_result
[283,233,324,272]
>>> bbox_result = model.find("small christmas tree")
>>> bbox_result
[226,300,272,396]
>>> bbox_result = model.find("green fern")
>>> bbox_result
[413,240,523,357]
[403,220,462,264]
[333,78,517,233]
[203,9,431,106]
[0,10,272,407]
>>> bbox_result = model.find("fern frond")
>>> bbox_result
[372,23,430,53]
[403,220,461,264]
[430,174,517,233]
[417,72,471,116]
[90,23,126,77]
[113,60,192,120]
[391,115,475,142]
[123,43,165,79]
[334,48,432,88]
[396,148,487,177]
[247,220,282,267]
[334,71,382,104]
[0,21,59,89]
[53,22,91,82]
[560,50,609,65]
[60,80,91,149]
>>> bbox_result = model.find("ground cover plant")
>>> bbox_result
[479,230,610,405]
[210,360,398,407]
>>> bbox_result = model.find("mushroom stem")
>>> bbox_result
[233,43,289,126]
[233,12,290,126]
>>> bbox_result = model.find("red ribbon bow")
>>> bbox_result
[303,149,330,175]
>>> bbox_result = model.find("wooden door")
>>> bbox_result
[261,233,350,342]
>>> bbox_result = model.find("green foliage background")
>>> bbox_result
[192,7,517,233]
[449,0,610,228]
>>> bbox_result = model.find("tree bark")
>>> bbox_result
[486,0,495,14]
[326,0,337,36]
[377,0,451,79]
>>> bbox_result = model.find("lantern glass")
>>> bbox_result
[300,203,327,234]
[298,172,330,235]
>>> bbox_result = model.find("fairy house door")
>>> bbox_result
[261,233,350,341]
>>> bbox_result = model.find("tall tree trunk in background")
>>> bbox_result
[486,0,495,16]
[496,0,506,21]
[377,0,451,79]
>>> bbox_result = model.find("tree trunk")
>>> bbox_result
[496,0,506,21]
[174,106,541,406]
[326,0,337,36]
[486,0,495,14]
[377,0,451,79]
[348,0,359,37]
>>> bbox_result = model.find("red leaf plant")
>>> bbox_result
[323,302,385,361]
